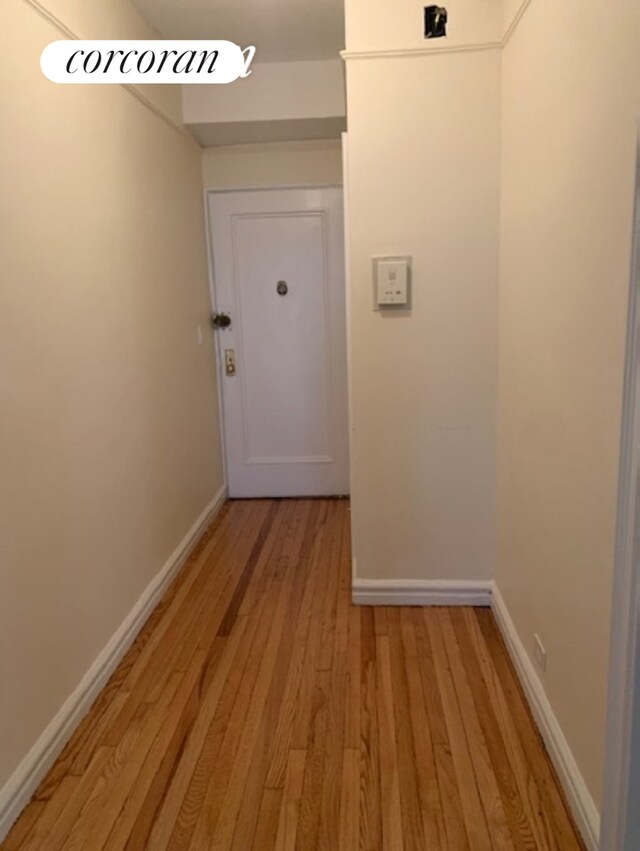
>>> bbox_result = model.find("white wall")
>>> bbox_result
[36,0,183,125]
[0,0,224,814]
[501,0,526,35]
[201,140,343,190]
[183,60,345,124]
[345,0,502,52]
[183,60,346,146]
[497,0,640,813]
[344,1,501,583]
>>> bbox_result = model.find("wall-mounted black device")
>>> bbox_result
[424,6,448,39]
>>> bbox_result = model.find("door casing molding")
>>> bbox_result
[601,130,640,851]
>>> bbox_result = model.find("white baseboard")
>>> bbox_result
[0,535,600,851]
[0,484,227,842]
[491,582,600,851]
[354,576,599,848]
[352,578,492,607]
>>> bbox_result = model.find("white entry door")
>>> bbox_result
[208,187,349,498]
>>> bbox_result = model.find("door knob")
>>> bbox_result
[211,312,231,329]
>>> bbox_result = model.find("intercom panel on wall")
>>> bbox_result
[373,256,412,311]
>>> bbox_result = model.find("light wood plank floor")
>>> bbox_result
[5,499,586,850]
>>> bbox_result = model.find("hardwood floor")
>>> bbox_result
[5,498,586,850]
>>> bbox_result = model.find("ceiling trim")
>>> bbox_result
[341,0,533,61]
[23,0,199,147]
[503,0,533,46]
[340,41,502,61]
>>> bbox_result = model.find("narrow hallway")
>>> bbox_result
[5,499,584,850]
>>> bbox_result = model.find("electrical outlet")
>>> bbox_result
[533,633,547,672]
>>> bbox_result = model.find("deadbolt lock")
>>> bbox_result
[224,349,236,377]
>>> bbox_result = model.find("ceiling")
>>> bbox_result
[133,0,345,63]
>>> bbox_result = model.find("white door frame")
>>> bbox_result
[601,132,640,851]
[203,182,349,498]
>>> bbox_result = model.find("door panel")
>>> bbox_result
[236,212,331,463]
[208,188,349,497]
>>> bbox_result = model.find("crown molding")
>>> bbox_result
[503,0,533,46]
[341,0,532,61]
[341,40,502,61]
[22,0,198,147]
